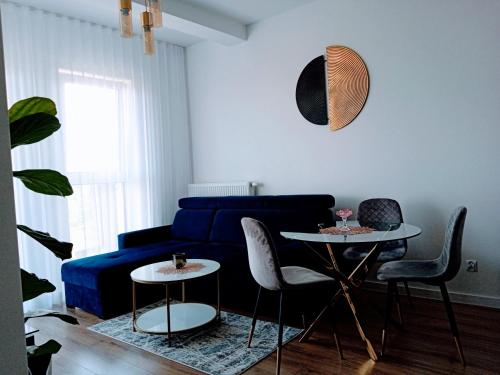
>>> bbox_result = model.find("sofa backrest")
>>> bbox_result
[171,209,215,241]
[171,195,335,244]
[178,195,334,210]
[209,208,332,245]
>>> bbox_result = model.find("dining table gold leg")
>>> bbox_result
[342,284,379,361]
[299,303,328,342]
[325,243,379,361]
[299,289,342,342]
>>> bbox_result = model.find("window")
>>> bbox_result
[59,69,144,258]
[64,82,121,173]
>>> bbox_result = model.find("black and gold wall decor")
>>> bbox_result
[296,45,369,131]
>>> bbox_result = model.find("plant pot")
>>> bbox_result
[28,354,52,375]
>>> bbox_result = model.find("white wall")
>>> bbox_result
[0,11,29,375]
[186,0,500,305]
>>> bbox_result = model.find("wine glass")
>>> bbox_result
[336,208,353,231]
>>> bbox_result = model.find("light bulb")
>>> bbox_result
[150,0,163,27]
[119,0,133,38]
[142,11,155,55]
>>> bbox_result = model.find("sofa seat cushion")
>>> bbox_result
[61,240,202,290]
[209,209,332,245]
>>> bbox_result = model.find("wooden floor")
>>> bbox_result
[29,291,500,375]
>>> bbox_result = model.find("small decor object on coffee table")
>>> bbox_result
[172,253,187,269]
[336,208,353,231]
[130,259,220,346]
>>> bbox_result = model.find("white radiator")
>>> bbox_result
[188,182,258,197]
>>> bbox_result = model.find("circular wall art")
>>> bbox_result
[295,55,328,125]
[295,45,369,131]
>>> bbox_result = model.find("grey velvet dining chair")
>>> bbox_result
[377,206,467,365]
[241,217,343,375]
[342,198,413,322]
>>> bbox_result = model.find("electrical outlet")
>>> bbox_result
[466,260,478,272]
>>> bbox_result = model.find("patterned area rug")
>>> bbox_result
[89,301,301,375]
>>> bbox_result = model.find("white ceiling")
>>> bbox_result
[4,0,316,46]
[4,0,202,46]
[181,0,316,25]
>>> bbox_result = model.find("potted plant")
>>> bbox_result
[9,97,78,374]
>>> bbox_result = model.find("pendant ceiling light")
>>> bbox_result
[142,9,155,55]
[119,0,133,37]
[118,0,164,55]
[150,0,163,27]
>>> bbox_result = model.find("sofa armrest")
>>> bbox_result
[118,225,172,250]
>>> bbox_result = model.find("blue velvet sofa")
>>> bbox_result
[61,195,335,318]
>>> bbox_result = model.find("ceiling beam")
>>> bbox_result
[132,0,247,45]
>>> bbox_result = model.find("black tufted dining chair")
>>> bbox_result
[342,198,413,321]
[377,207,467,365]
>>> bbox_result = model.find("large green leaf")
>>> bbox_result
[13,169,73,196]
[17,225,73,260]
[21,269,56,302]
[27,339,61,358]
[25,310,79,325]
[10,113,61,149]
[9,97,57,123]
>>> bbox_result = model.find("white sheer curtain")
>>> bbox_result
[1,2,192,310]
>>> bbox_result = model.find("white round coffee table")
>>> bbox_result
[130,259,220,345]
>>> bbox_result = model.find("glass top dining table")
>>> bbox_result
[281,220,422,244]
[280,220,422,362]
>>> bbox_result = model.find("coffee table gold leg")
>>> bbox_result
[182,282,186,303]
[166,284,171,346]
[216,271,221,319]
[325,243,378,361]
[132,281,136,332]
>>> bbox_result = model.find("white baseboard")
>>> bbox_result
[364,281,500,309]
